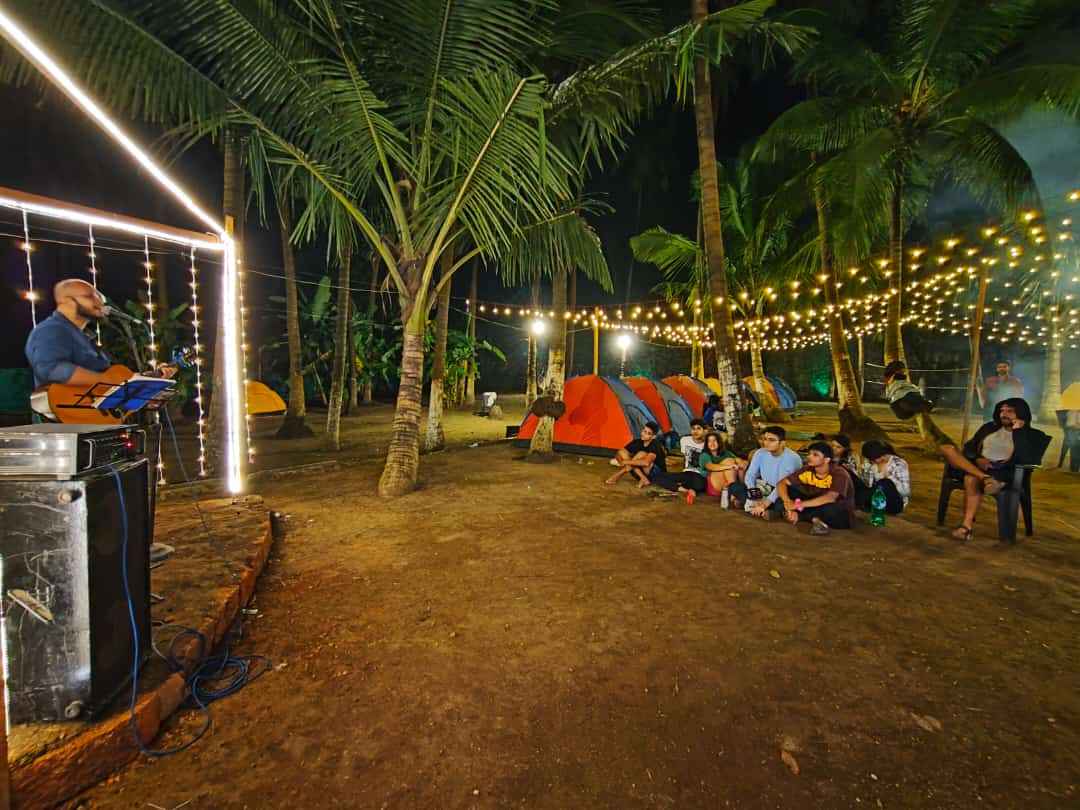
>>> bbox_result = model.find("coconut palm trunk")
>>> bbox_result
[813,177,886,440]
[275,194,313,437]
[347,299,358,414]
[566,268,577,376]
[325,245,352,450]
[526,272,540,406]
[749,324,789,423]
[692,0,752,451]
[378,300,427,497]
[528,265,568,458]
[208,128,246,473]
[464,263,478,407]
[884,173,906,364]
[1038,329,1062,423]
[424,253,453,451]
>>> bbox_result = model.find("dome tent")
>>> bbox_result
[662,375,713,419]
[246,380,287,415]
[515,374,660,455]
[741,375,798,411]
[622,376,693,441]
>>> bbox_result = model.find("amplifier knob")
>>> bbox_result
[57,490,74,504]
[63,700,84,719]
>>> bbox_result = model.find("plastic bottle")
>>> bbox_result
[869,487,887,527]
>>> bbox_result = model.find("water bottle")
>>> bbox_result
[720,489,730,509]
[869,487,887,527]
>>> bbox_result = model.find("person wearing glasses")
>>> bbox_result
[25,278,174,391]
[727,425,802,518]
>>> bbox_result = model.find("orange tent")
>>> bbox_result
[662,375,711,418]
[246,380,286,415]
[622,377,673,433]
[515,374,659,455]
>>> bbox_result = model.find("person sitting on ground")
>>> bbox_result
[702,394,725,433]
[855,439,910,515]
[882,360,1005,496]
[728,425,802,519]
[606,421,666,489]
[700,430,742,499]
[829,434,860,479]
[653,418,709,502]
[776,441,855,536]
[950,397,1051,541]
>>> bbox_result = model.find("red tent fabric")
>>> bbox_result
[622,376,672,432]
[515,374,655,454]
[662,375,710,418]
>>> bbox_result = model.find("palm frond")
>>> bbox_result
[753,97,887,161]
[899,0,1037,88]
[498,205,612,291]
[938,64,1080,121]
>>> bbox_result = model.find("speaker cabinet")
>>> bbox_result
[0,458,151,724]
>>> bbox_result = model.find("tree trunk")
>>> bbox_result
[884,171,906,365]
[378,309,426,497]
[813,173,887,441]
[566,268,577,378]
[276,195,313,438]
[464,262,478,407]
[207,128,246,474]
[750,330,789,423]
[347,298,358,414]
[325,244,352,450]
[363,255,381,405]
[692,0,751,452]
[856,332,865,398]
[1038,329,1062,423]
[424,253,453,452]
[529,265,567,459]
[526,273,540,406]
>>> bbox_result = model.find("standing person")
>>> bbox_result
[981,360,1024,418]
[882,361,1004,495]
[950,398,1051,541]
[776,441,856,536]
[606,421,666,489]
[700,431,742,499]
[728,426,802,519]
[653,418,708,502]
[855,440,910,515]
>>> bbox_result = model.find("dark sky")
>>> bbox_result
[0,0,803,376]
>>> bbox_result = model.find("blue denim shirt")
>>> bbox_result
[25,311,112,388]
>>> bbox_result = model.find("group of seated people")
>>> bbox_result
[605,421,904,536]
[605,365,1050,541]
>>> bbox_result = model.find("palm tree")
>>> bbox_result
[423,251,454,452]
[502,209,611,458]
[759,0,1080,366]
[11,0,806,494]
[272,190,314,438]
[632,155,797,424]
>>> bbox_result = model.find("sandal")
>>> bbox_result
[951,525,973,542]
[982,478,1005,496]
[685,490,696,505]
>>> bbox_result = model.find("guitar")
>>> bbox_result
[33,347,195,425]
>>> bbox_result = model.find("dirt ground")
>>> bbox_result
[65,400,1079,809]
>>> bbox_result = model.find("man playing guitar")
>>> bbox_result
[25,279,176,422]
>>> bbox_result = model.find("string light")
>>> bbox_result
[21,209,36,325]
[188,247,208,477]
[87,225,102,345]
[0,8,246,494]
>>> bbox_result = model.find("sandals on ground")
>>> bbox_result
[951,525,974,542]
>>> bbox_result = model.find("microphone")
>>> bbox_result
[103,305,149,330]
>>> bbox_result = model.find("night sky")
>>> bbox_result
[1,1,1077,396]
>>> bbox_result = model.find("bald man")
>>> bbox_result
[24,279,118,391]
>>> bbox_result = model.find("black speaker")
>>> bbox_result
[0,457,151,724]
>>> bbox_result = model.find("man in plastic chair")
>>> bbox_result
[950,398,1050,542]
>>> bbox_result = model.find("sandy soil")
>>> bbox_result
[64,401,1080,809]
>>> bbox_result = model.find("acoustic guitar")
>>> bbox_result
[33,348,194,425]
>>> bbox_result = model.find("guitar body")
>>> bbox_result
[42,365,136,425]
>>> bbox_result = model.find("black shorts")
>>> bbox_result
[889,391,934,420]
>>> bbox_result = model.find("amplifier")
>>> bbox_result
[0,423,146,479]
[0,457,151,724]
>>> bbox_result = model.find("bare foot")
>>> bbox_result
[609,458,621,467]
[637,477,650,489]
[604,474,621,485]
